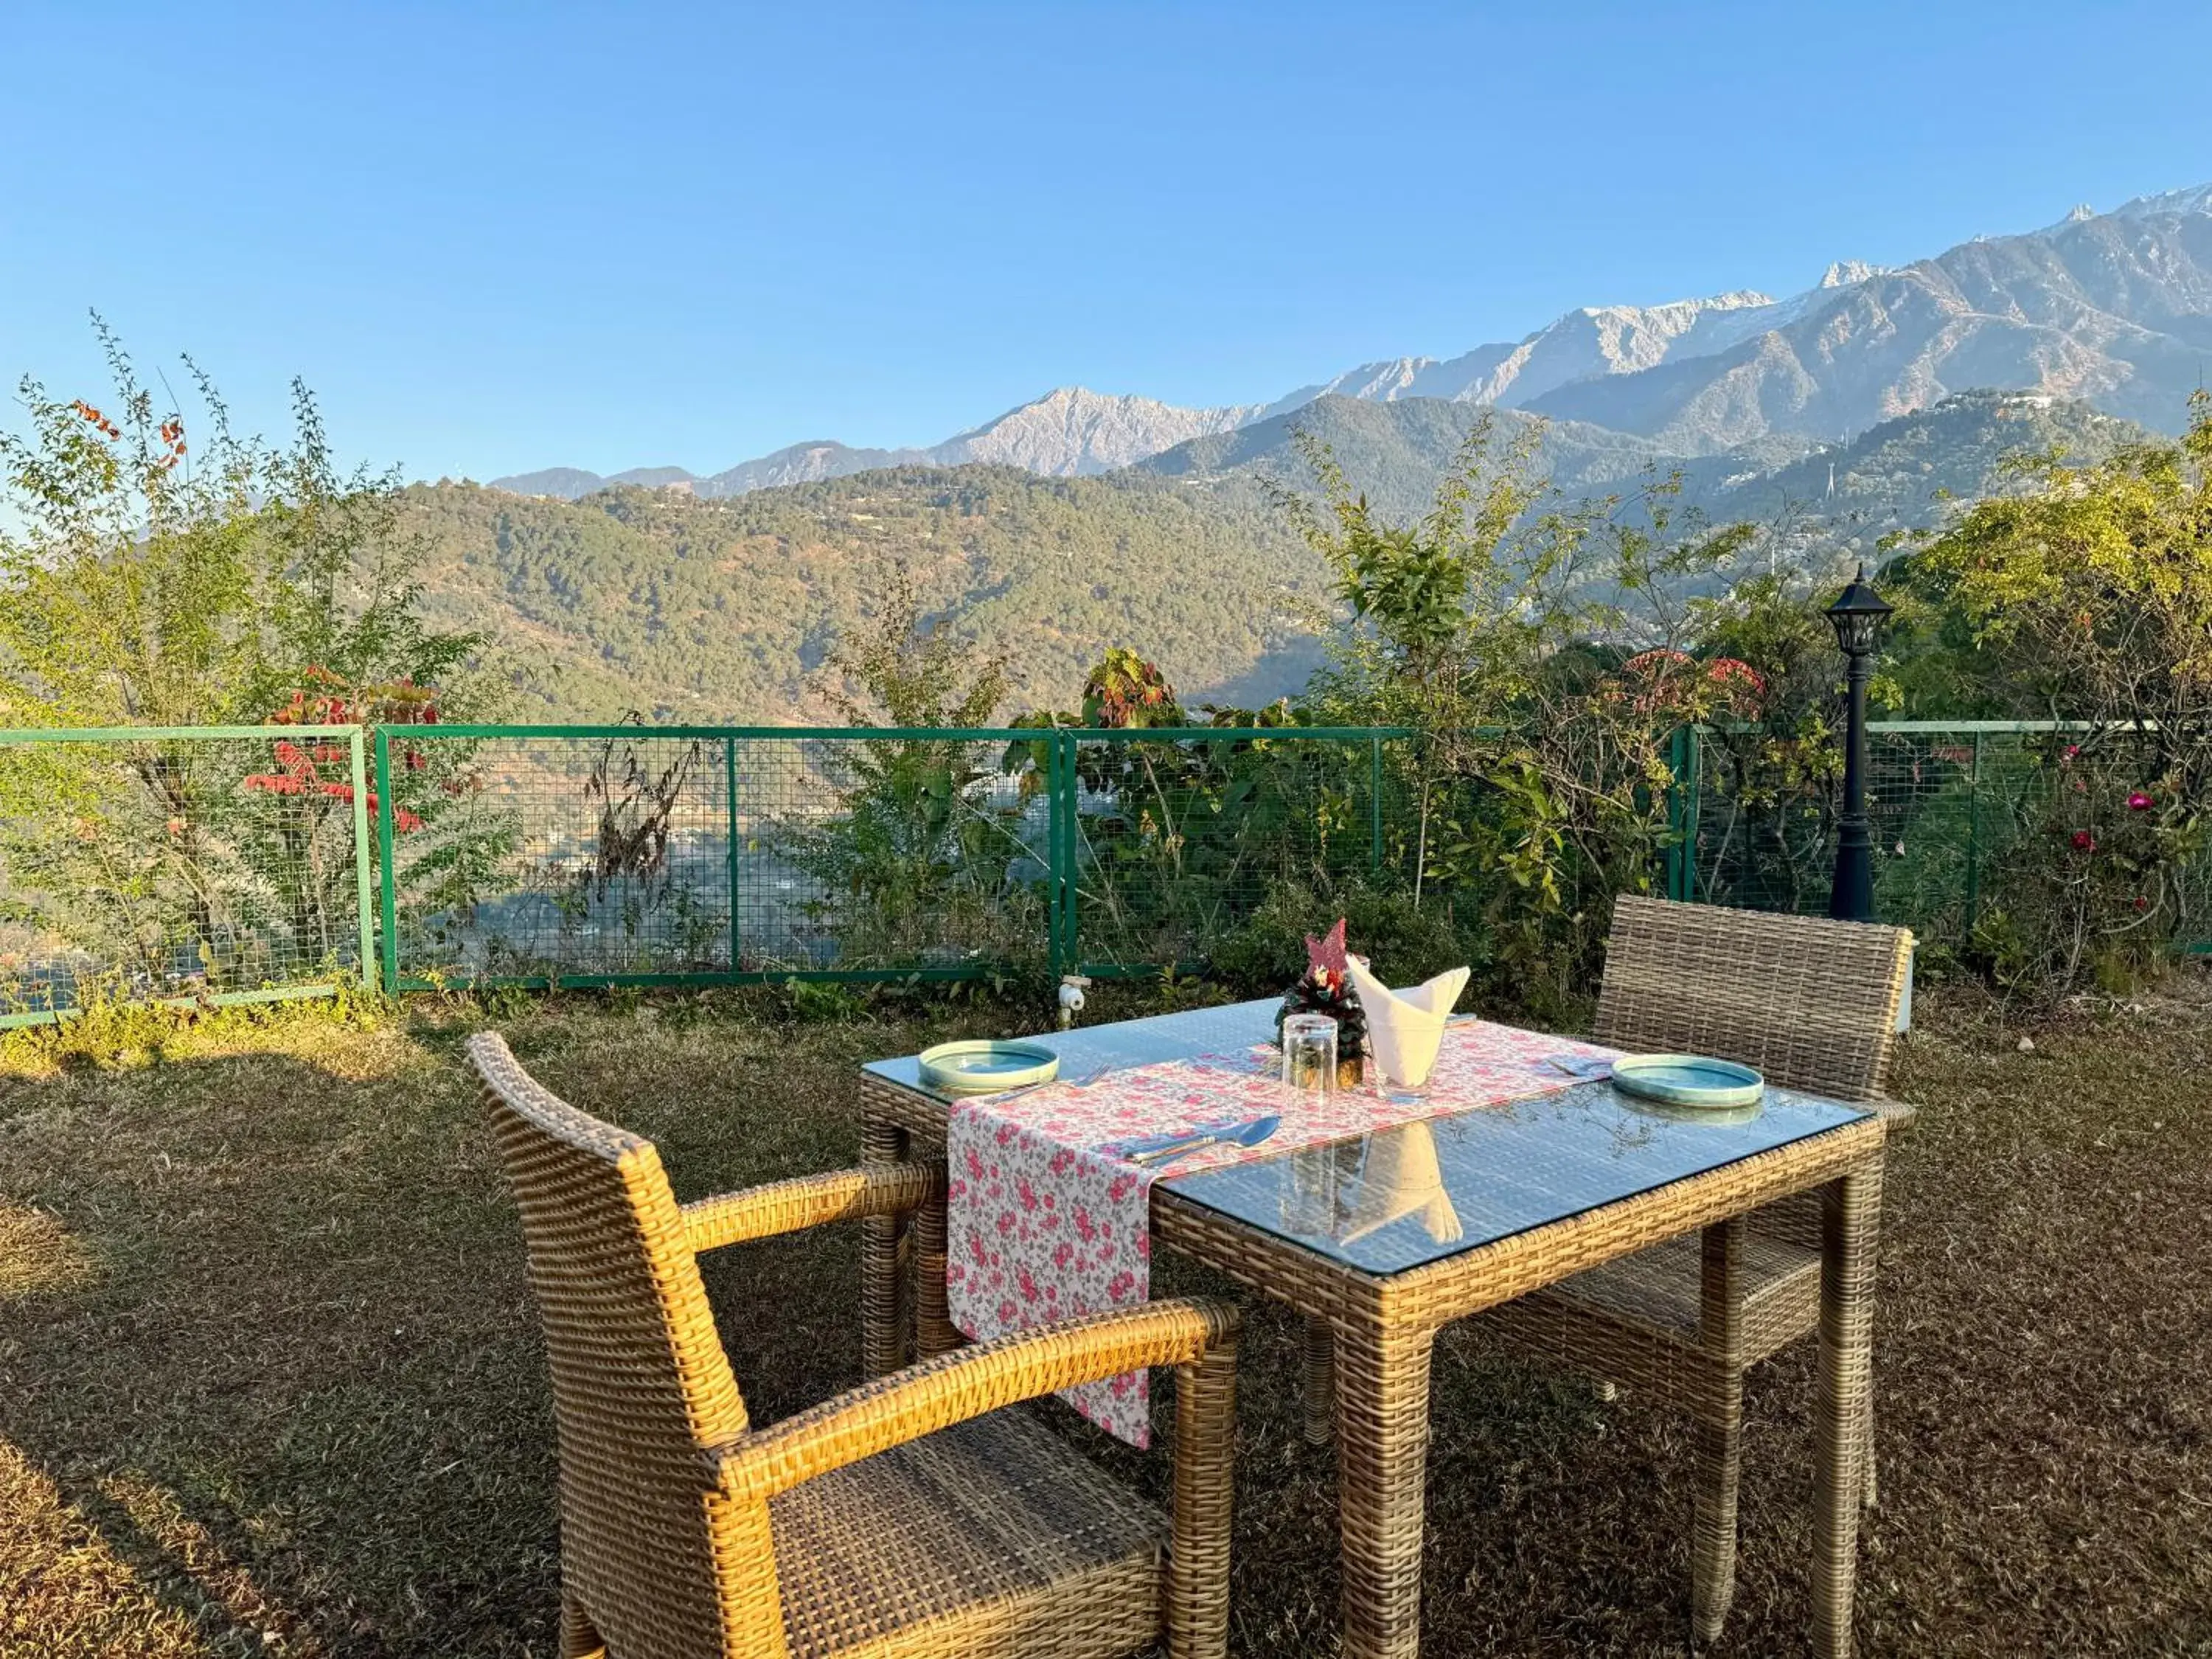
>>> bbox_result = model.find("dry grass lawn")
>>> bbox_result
[1,977,2208,1657]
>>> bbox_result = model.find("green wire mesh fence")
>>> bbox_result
[0,719,2199,1025]
[0,726,373,1027]
[373,725,1411,988]
[1680,721,2210,955]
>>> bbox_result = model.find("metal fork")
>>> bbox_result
[986,1060,1111,1104]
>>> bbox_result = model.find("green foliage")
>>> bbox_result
[0,327,491,1009]
[1888,397,2212,988]
[1276,416,1768,1018]
[818,563,1012,728]
[0,322,481,728]
[397,465,1326,724]
[1208,873,1486,1000]
[788,573,1043,972]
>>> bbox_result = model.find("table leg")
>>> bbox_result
[1302,1317,1335,1447]
[911,1180,959,1360]
[1814,1163,1883,1659]
[1333,1317,1436,1659]
[859,1115,910,1377]
[1691,1216,1747,1644]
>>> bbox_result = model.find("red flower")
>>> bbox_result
[405,748,426,771]
[1705,656,1767,693]
[2127,791,2152,811]
[2070,830,2096,852]
[394,808,425,832]
[2134,896,2151,911]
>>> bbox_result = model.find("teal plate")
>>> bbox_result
[1610,1053,1765,1110]
[918,1040,1060,1095]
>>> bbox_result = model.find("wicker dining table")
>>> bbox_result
[859,1000,1887,1659]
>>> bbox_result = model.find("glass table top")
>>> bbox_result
[1158,1079,1867,1275]
[863,998,1284,1098]
[866,999,1870,1276]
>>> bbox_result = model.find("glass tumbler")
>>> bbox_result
[1281,1013,1339,1102]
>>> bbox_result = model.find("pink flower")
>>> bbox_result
[2127,791,2152,811]
[2062,745,2080,763]
[2070,830,2097,852]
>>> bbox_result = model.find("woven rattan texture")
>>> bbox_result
[1593,895,1912,1099]
[475,1034,1239,1659]
[471,1032,755,1659]
[1474,895,1910,1644]
[770,1412,1161,1659]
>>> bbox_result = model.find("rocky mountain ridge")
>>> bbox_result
[490,183,2212,497]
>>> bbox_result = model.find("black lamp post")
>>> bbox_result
[1826,565,1893,922]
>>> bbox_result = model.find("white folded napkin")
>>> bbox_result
[1345,959,1470,1088]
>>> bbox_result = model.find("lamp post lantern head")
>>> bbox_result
[1826,564,1893,658]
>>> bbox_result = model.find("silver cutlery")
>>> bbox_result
[1123,1113,1283,1166]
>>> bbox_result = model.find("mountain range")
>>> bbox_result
[488,184,2212,499]
[420,390,2143,725]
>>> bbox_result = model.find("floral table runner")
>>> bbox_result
[944,1018,1617,1445]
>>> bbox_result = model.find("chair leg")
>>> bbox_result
[1166,1327,1240,1659]
[1692,1217,1747,1645]
[1301,1316,1335,1447]
[560,1592,605,1659]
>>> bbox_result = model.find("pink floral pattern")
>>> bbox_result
[945,1019,1616,1444]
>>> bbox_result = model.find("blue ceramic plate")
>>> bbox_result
[1610,1053,1765,1110]
[918,1040,1060,1095]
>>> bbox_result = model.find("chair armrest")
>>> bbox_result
[716,1297,1240,1504]
[683,1163,943,1255]
[1868,1095,1918,1135]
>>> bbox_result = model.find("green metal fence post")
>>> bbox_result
[347,728,375,982]
[1686,724,1703,901]
[1964,731,1983,937]
[1666,726,1690,900]
[1368,734,1384,873]
[723,737,741,973]
[374,728,398,995]
[1044,734,1064,976]
[1059,731,1081,973]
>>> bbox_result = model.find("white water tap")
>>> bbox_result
[1057,974,1091,1028]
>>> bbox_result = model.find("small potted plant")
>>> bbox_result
[1275,917,1368,1089]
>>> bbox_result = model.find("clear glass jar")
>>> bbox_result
[1281,1012,1339,1100]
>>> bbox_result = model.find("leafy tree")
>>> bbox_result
[0,321,479,727]
[792,566,1039,970]
[0,324,488,1001]
[1274,415,1761,1016]
[1904,394,2212,986]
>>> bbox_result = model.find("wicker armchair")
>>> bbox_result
[1480,896,1913,1641]
[469,1032,1241,1659]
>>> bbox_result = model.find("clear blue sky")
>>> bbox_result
[6,1,2208,483]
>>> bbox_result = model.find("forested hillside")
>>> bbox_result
[400,466,1326,722]
[407,392,2149,723]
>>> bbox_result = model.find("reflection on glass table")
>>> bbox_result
[1161,1080,1869,1277]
